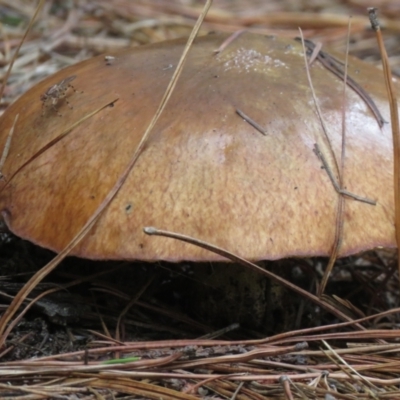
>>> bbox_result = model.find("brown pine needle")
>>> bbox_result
[144,226,366,330]
[0,0,46,101]
[299,37,386,128]
[0,114,18,179]
[313,143,376,206]
[0,98,119,189]
[368,7,400,288]
[299,28,342,297]
[236,108,267,136]
[319,20,351,296]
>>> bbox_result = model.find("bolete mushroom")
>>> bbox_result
[0,32,397,263]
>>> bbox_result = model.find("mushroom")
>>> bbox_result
[0,32,396,263]
[1,31,398,330]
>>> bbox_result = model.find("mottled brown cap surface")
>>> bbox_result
[0,33,396,261]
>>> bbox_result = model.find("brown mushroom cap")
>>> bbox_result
[0,32,397,261]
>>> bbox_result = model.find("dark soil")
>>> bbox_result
[1,233,398,361]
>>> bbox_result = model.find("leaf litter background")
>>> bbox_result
[0,0,400,399]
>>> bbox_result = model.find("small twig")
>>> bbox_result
[307,41,323,66]
[321,340,379,392]
[297,37,386,128]
[236,108,267,136]
[230,381,245,400]
[198,323,240,339]
[299,30,376,206]
[0,0,45,181]
[214,30,246,54]
[318,21,353,297]
[280,375,311,399]
[298,30,340,181]
[313,143,376,205]
[0,99,119,192]
[0,0,46,101]
[115,276,155,342]
[279,376,294,400]
[144,227,366,330]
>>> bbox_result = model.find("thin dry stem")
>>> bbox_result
[144,226,366,330]
[368,7,400,289]
[0,98,118,187]
[0,113,18,178]
[299,28,343,297]
[235,108,267,136]
[0,0,46,101]
[320,20,350,297]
